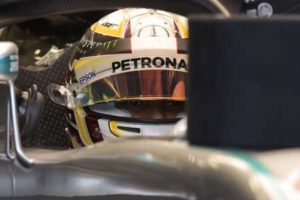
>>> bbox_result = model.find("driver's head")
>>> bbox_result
[50,8,188,147]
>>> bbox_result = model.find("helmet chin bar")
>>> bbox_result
[99,118,178,139]
[85,108,184,139]
[85,107,180,124]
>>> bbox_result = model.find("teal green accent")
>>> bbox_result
[224,149,287,199]
[225,149,272,176]
[193,146,273,175]
[0,54,17,76]
[0,55,11,73]
[191,145,290,198]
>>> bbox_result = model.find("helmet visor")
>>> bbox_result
[77,70,186,106]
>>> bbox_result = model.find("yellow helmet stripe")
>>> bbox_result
[72,58,95,71]
[177,20,189,39]
[109,120,124,137]
[73,108,93,145]
[73,56,114,72]
[70,136,83,148]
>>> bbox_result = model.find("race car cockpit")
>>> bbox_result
[1,0,300,199]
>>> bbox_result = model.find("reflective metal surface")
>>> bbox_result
[8,80,33,165]
[0,139,285,199]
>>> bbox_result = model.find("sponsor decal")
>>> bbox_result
[76,37,119,55]
[112,57,187,73]
[80,37,118,49]
[101,22,118,28]
[74,54,188,86]
[9,54,18,72]
[79,70,96,84]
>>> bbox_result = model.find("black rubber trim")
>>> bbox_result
[0,0,226,26]
[84,107,180,124]
[117,126,140,133]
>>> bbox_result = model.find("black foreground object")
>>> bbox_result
[188,16,300,149]
[0,0,225,26]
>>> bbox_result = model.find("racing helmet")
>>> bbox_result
[49,8,189,147]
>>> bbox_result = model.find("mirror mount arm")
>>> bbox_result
[8,80,33,166]
[5,99,13,160]
[0,42,33,166]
